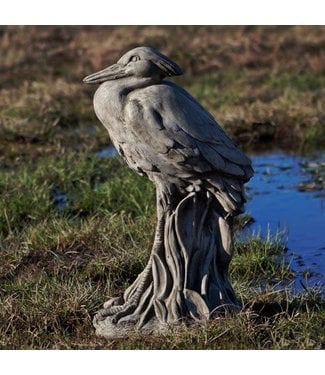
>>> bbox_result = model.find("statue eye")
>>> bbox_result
[130,55,140,62]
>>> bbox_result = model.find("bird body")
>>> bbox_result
[92,78,253,214]
[84,47,254,336]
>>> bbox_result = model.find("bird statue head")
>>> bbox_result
[83,46,183,84]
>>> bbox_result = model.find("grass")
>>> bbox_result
[0,26,324,349]
[0,154,324,349]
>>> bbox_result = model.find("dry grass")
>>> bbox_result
[1,26,324,165]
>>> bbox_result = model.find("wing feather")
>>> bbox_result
[125,82,253,181]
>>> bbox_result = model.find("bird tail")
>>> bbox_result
[205,176,246,215]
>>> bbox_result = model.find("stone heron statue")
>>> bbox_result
[83,46,253,337]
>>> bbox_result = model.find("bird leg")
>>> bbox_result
[93,185,166,328]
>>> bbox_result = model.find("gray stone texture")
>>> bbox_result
[84,47,253,338]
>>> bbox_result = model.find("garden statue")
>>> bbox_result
[83,46,254,337]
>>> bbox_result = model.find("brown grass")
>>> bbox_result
[1,26,324,165]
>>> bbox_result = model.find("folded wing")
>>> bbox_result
[125,81,254,213]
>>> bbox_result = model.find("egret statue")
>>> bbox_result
[84,46,253,337]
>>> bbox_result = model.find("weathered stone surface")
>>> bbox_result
[84,46,253,338]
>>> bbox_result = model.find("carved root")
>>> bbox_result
[93,186,240,338]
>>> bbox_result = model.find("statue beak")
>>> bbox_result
[83,63,128,84]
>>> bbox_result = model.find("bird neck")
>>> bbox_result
[117,76,162,97]
[95,76,163,121]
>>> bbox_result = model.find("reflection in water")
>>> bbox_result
[245,151,325,291]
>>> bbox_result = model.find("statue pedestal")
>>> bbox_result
[93,186,240,338]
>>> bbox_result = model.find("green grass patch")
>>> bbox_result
[0,153,323,349]
[268,72,325,91]
[0,154,155,237]
[232,232,294,287]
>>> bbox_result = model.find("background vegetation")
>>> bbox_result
[0,26,324,349]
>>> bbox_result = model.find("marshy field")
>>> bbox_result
[0,25,324,349]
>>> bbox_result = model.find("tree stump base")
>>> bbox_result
[93,186,240,338]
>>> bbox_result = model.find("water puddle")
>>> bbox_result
[50,186,68,210]
[96,146,119,158]
[245,150,325,292]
